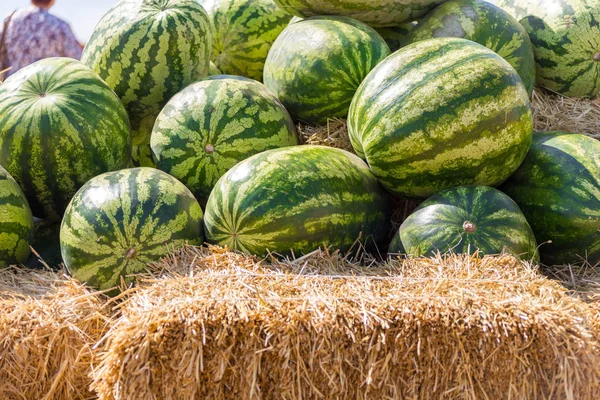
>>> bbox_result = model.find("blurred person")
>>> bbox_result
[0,0,82,79]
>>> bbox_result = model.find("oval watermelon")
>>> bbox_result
[405,0,536,94]
[60,168,204,292]
[272,0,444,26]
[151,75,298,206]
[264,16,390,125]
[201,0,292,81]
[0,166,34,268]
[375,22,416,52]
[501,132,600,266]
[204,145,392,257]
[491,0,600,97]
[82,0,212,167]
[348,38,533,199]
[0,58,132,221]
[389,186,538,261]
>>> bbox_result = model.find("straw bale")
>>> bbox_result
[0,267,111,400]
[532,89,600,137]
[92,246,600,400]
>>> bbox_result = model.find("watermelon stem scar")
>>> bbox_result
[205,144,215,154]
[125,248,137,259]
[594,52,600,62]
[463,221,477,234]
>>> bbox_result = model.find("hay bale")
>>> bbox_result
[92,246,600,400]
[532,89,600,136]
[0,267,110,400]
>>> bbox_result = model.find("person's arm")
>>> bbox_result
[60,22,82,60]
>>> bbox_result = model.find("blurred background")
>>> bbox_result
[0,0,113,43]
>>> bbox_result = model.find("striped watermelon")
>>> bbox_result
[491,0,600,97]
[348,38,533,199]
[501,132,600,266]
[151,75,298,206]
[389,186,538,261]
[0,58,132,221]
[201,0,292,81]
[0,166,34,267]
[82,0,212,167]
[204,146,391,257]
[60,168,204,291]
[375,22,416,52]
[272,0,444,26]
[405,0,536,94]
[264,16,390,125]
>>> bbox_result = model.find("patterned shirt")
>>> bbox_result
[1,6,82,77]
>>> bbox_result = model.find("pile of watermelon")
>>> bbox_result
[1,0,599,293]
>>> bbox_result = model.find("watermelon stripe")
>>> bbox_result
[82,0,212,166]
[60,167,204,291]
[0,58,132,220]
[204,146,391,256]
[272,0,444,26]
[348,38,532,199]
[0,166,34,267]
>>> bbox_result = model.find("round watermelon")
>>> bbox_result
[151,75,298,206]
[201,0,292,81]
[204,145,392,257]
[405,0,536,94]
[263,16,390,125]
[82,0,212,167]
[60,168,204,292]
[0,166,34,268]
[348,38,533,199]
[272,0,444,26]
[491,0,600,98]
[389,186,538,261]
[501,132,600,266]
[375,22,416,52]
[0,58,132,221]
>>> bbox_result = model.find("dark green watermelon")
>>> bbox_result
[501,132,600,266]
[204,145,392,257]
[389,185,538,261]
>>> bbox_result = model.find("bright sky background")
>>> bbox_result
[0,0,117,43]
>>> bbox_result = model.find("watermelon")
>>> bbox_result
[204,145,391,257]
[0,58,132,221]
[201,0,292,81]
[25,220,62,269]
[348,38,533,199]
[405,0,536,94]
[389,186,538,261]
[501,132,600,266]
[375,22,416,52]
[0,165,34,267]
[264,16,390,125]
[60,167,204,292]
[209,62,222,75]
[272,0,444,26]
[82,0,213,167]
[151,75,298,206]
[491,0,600,98]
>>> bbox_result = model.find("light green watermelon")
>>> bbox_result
[501,132,600,265]
[204,145,392,257]
[60,168,204,292]
[0,58,131,221]
[264,16,390,125]
[405,0,536,94]
[82,0,213,167]
[491,0,600,97]
[348,38,533,199]
[272,0,444,26]
[0,166,34,267]
[389,185,538,261]
[201,0,292,81]
[151,75,298,206]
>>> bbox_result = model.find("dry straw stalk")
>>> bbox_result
[92,246,600,400]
